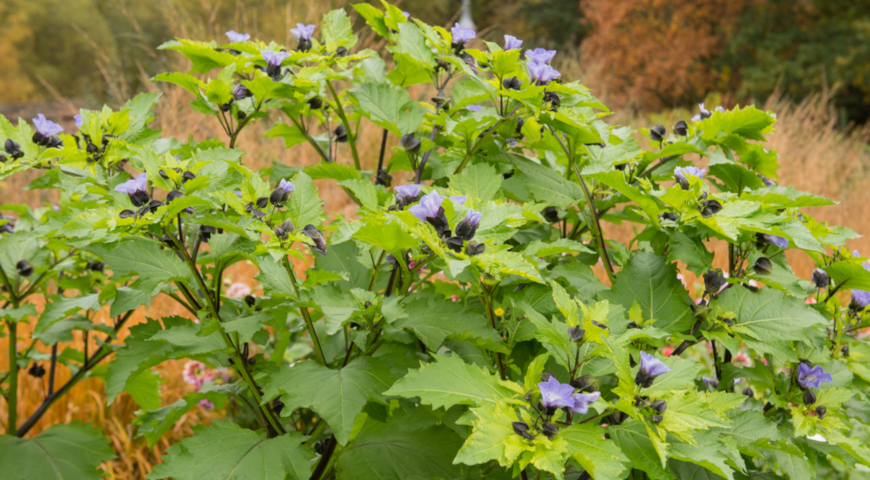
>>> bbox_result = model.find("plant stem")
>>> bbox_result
[327,82,361,170]
[48,343,58,395]
[375,128,389,182]
[311,435,337,480]
[571,162,615,283]
[415,126,442,183]
[6,320,18,435]
[290,115,331,163]
[282,258,327,365]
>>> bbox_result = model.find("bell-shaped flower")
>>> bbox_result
[408,191,444,222]
[797,363,833,389]
[451,23,476,45]
[763,234,789,249]
[291,23,316,41]
[504,35,523,50]
[232,85,251,101]
[226,30,250,42]
[538,376,574,409]
[394,184,422,204]
[640,351,671,377]
[674,166,706,182]
[528,62,560,85]
[455,209,482,241]
[851,289,870,309]
[525,47,556,65]
[467,104,482,111]
[261,50,290,66]
[115,173,149,207]
[569,391,600,415]
[74,114,83,128]
[691,103,712,122]
[33,114,63,137]
[449,195,467,205]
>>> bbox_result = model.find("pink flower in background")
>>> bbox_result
[732,351,753,367]
[759,357,769,366]
[227,282,252,298]
[450,295,460,302]
[856,327,870,341]
[676,273,687,289]
[183,361,207,388]
[805,296,817,305]
[198,399,215,410]
[661,346,673,357]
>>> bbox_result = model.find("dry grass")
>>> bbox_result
[1,7,869,478]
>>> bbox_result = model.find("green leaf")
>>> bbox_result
[314,241,373,289]
[334,410,463,480]
[609,420,674,480]
[133,387,231,447]
[642,355,703,396]
[255,257,296,297]
[394,293,505,352]
[453,401,534,467]
[600,252,693,333]
[667,231,714,276]
[152,72,204,95]
[820,260,870,292]
[32,293,102,341]
[526,238,595,257]
[518,302,574,369]
[321,8,358,51]
[303,162,361,181]
[104,320,174,404]
[158,39,235,73]
[124,369,162,411]
[561,423,631,480]
[0,423,114,480]
[147,420,313,480]
[262,357,401,444]
[353,217,417,256]
[287,172,325,230]
[265,123,308,148]
[349,81,424,135]
[338,178,379,212]
[656,390,731,439]
[713,287,827,346]
[510,157,584,208]
[698,105,776,142]
[384,353,515,409]
[448,162,503,201]
[88,238,194,291]
[389,23,435,70]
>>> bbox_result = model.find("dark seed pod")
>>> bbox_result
[431,90,450,111]
[502,76,522,90]
[270,188,289,206]
[220,103,232,112]
[333,125,348,143]
[512,421,529,436]
[627,321,638,329]
[119,209,136,219]
[307,97,323,110]
[199,225,216,243]
[541,206,560,223]
[651,400,668,414]
[543,91,561,108]
[0,153,6,163]
[182,171,196,183]
[166,190,185,203]
[375,168,393,187]
[567,326,585,342]
[275,219,295,240]
[701,199,723,217]
[256,197,269,209]
[542,423,559,439]
[811,268,830,289]
[335,46,348,57]
[16,260,33,277]
[703,270,727,293]
[302,224,327,255]
[159,169,170,180]
[649,125,666,142]
[466,242,485,256]
[400,134,421,154]
[753,257,773,276]
[147,199,163,214]
[540,371,554,382]
[742,387,754,397]
[571,375,599,393]
[659,212,678,222]
[28,363,46,378]
[436,59,450,72]
[87,261,106,272]
[650,415,663,424]
[673,120,688,137]
[842,345,850,358]
[5,139,24,159]
[130,190,150,208]
[32,131,47,146]
[86,142,99,154]
[803,389,816,406]
[237,111,247,120]
[815,406,826,419]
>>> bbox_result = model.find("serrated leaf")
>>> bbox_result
[609,420,674,480]
[395,293,506,352]
[454,401,534,467]
[713,287,827,345]
[349,81,423,135]
[560,423,630,480]
[287,171,325,230]
[0,423,114,480]
[448,162,503,201]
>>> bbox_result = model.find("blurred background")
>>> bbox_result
[1,0,869,477]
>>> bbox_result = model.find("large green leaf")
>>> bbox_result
[609,420,674,480]
[349,81,423,135]
[600,252,694,333]
[698,105,775,142]
[0,423,114,480]
[560,423,630,480]
[384,353,515,410]
[448,162,503,201]
[713,287,827,346]
[147,420,313,480]
[287,172,325,230]
[394,293,505,352]
[89,238,195,291]
[262,357,401,444]
[321,8,358,51]
[334,410,463,480]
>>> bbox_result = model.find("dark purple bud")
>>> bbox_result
[659,212,678,222]
[753,257,773,276]
[673,120,688,137]
[275,219,294,240]
[540,371,554,382]
[400,134,421,154]
[567,326,585,342]
[32,131,46,146]
[4,139,23,159]
[335,46,348,57]
[842,345,850,358]
[86,142,99,154]
[649,125,666,142]
[763,234,789,249]
[543,91,561,110]
[803,389,816,406]
[743,387,754,397]
[701,199,722,217]
[375,169,393,187]
[45,136,63,149]
[466,242,485,256]
[147,199,163,214]
[199,225,216,243]
[16,260,33,277]
[302,224,327,255]
[455,209,482,241]
[237,111,247,120]
[431,90,450,110]
[87,261,106,272]
[627,321,639,329]
[815,406,826,419]
[502,76,522,90]
[542,206,560,223]
[119,209,136,219]
[333,125,348,143]
[541,423,558,439]
[232,84,251,101]
[182,171,196,183]
[445,236,464,252]
[308,97,323,110]
[651,399,667,414]
[256,197,269,209]
[512,421,529,436]
[650,415,663,424]
[704,269,727,293]
[0,153,6,163]
[28,363,45,378]
[0,215,14,234]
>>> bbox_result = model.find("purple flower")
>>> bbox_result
[797,363,833,389]
[408,191,445,222]
[569,391,600,414]
[525,48,556,65]
[395,184,423,203]
[640,351,671,377]
[763,234,789,249]
[463,209,482,227]
[504,35,523,51]
[115,173,147,195]
[402,11,410,19]
[261,50,290,66]
[538,376,575,409]
[451,23,476,45]
[0,215,14,234]
[449,195,467,205]
[277,179,295,194]
[225,30,250,42]
[234,190,243,197]
[467,104,482,112]
[232,84,250,101]
[702,376,720,389]
[32,114,63,137]
[674,166,706,182]
[198,399,215,410]
[851,290,870,309]
[291,23,316,41]
[758,174,776,187]
[528,62,560,85]
[691,103,711,122]
[455,209,481,241]
[74,114,83,128]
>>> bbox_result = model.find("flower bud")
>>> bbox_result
[199,225,216,243]
[841,345,850,358]
[375,168,393,187]
[5,139,24,159]
[445,236,464,252]
[811,268,830,289]
[650,414,663,424]
[244,294,256,307]
[659,212,678,222]
[87,261,106,272]
[701,199,722,217]
[32,131,47,146]
[649,125,666,142]
[543,91,561,110]
[147,199,163,214]
[502,76,522,90]
[541,371,553,382]
[743,387,754,397]
[16,260,33,277]
[571,375,599,393]
[275,219,295,240]
[466,242,485,256]
[333,125,348,143]
[803,389,816,406]
[703,269,727,294]
[431,90,450,111]
[335,46,348,57]
[270,188,288,205]
[119,209,136,219]
[45,135,62,149]
[28,363,46,378]
[400,134,421,154]
[651,399,667,414]
[308,97,323,110]
[753,257,773,276]
[673,120,688,137]
[159,169,170,180]
[183,171,196,183]
[302,224,327,255]
[815,406,826,419]
[542,423,558,439]
[542,206,560,223]
[0,153,6,163]
[237,111,247,120]
[130,190,150,208]
[567,326,585,342]
[86,142,99,154]
[256,197,269,209]
[512,421,529,436]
